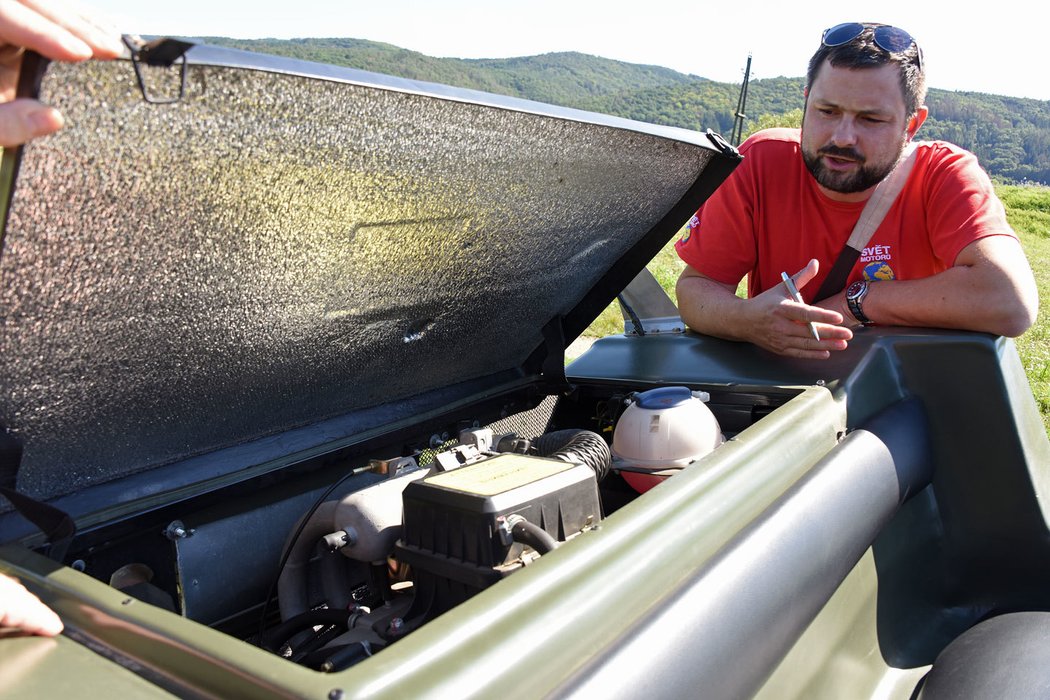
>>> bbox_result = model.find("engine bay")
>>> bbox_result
[56,382,791,673]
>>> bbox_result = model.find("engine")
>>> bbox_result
[61,386,735,675]
[262,427,612,671]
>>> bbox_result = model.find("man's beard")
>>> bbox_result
[801,141,905,194]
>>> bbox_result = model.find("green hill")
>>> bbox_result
[201,37,1050,184]
[199,37,700,103]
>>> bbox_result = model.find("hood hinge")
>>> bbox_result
[122,35,195,105]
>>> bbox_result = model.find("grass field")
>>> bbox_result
[1002,185,1050,434]
[583,183,1050,435]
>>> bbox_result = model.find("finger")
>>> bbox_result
[19,0,124,57]
[769,333,833,360]
[792,258,821,289]
[795,304,847,330]
[781,335,849,359]
[0,574,63,636]
[0,0,92,60]
[0,0,122,61]
[1,599,64,635]
[777,295,845,327]
[762,322,824,355]
[811,321,853,341]
[0,97,62,146]
[787,347,832,360]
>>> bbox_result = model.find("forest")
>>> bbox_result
[205,37,1050,184]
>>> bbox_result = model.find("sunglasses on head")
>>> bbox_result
[822,22,923,70]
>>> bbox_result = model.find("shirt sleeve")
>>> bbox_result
[920,144,1015,267]
[674,140,759,287]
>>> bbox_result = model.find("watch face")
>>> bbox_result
[847,281,866,299]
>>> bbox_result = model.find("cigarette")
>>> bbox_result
[781,272,821,341]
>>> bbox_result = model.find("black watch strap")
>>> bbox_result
[846,280,873,326]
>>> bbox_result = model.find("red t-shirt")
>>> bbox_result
[675,128,1014,303]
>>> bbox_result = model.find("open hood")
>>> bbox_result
[0,40,738,521]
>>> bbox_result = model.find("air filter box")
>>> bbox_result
[397,453,600,619]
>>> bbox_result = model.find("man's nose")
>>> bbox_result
[830,117,859,146]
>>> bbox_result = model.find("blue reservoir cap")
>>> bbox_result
[634,386,693,409]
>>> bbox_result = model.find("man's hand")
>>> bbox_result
[677,259,853,360]
[0,0,123,147]
[0,572,63,636]
[736,259,854,358]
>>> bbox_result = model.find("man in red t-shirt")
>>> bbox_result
[676,22,1037,360]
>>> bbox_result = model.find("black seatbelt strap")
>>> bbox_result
[0,486,75,562]
[814,143,919,302]
[0,430,75,562]
[814,247,863,303]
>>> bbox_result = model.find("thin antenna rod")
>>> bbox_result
[731,53,752,146]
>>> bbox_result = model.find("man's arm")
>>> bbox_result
[676,259,853,360]
[820,235,1038,337]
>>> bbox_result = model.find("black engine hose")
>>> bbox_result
[529,429,612,482]
[259,608,352,652]
[509,515,559,554]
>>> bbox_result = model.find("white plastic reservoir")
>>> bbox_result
[612,386,724,493]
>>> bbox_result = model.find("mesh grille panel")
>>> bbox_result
[485,395,560,440]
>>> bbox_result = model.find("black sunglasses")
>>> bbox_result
[822,22,923,71]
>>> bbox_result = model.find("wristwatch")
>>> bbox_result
[846,280,874,326]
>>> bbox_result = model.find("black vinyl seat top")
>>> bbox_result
[918,611,1050,700]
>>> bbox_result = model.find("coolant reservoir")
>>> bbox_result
[612,386,724,493]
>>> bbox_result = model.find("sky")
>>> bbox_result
[88,0,1050,103]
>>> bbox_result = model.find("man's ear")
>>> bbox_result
[906,106,929,140]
